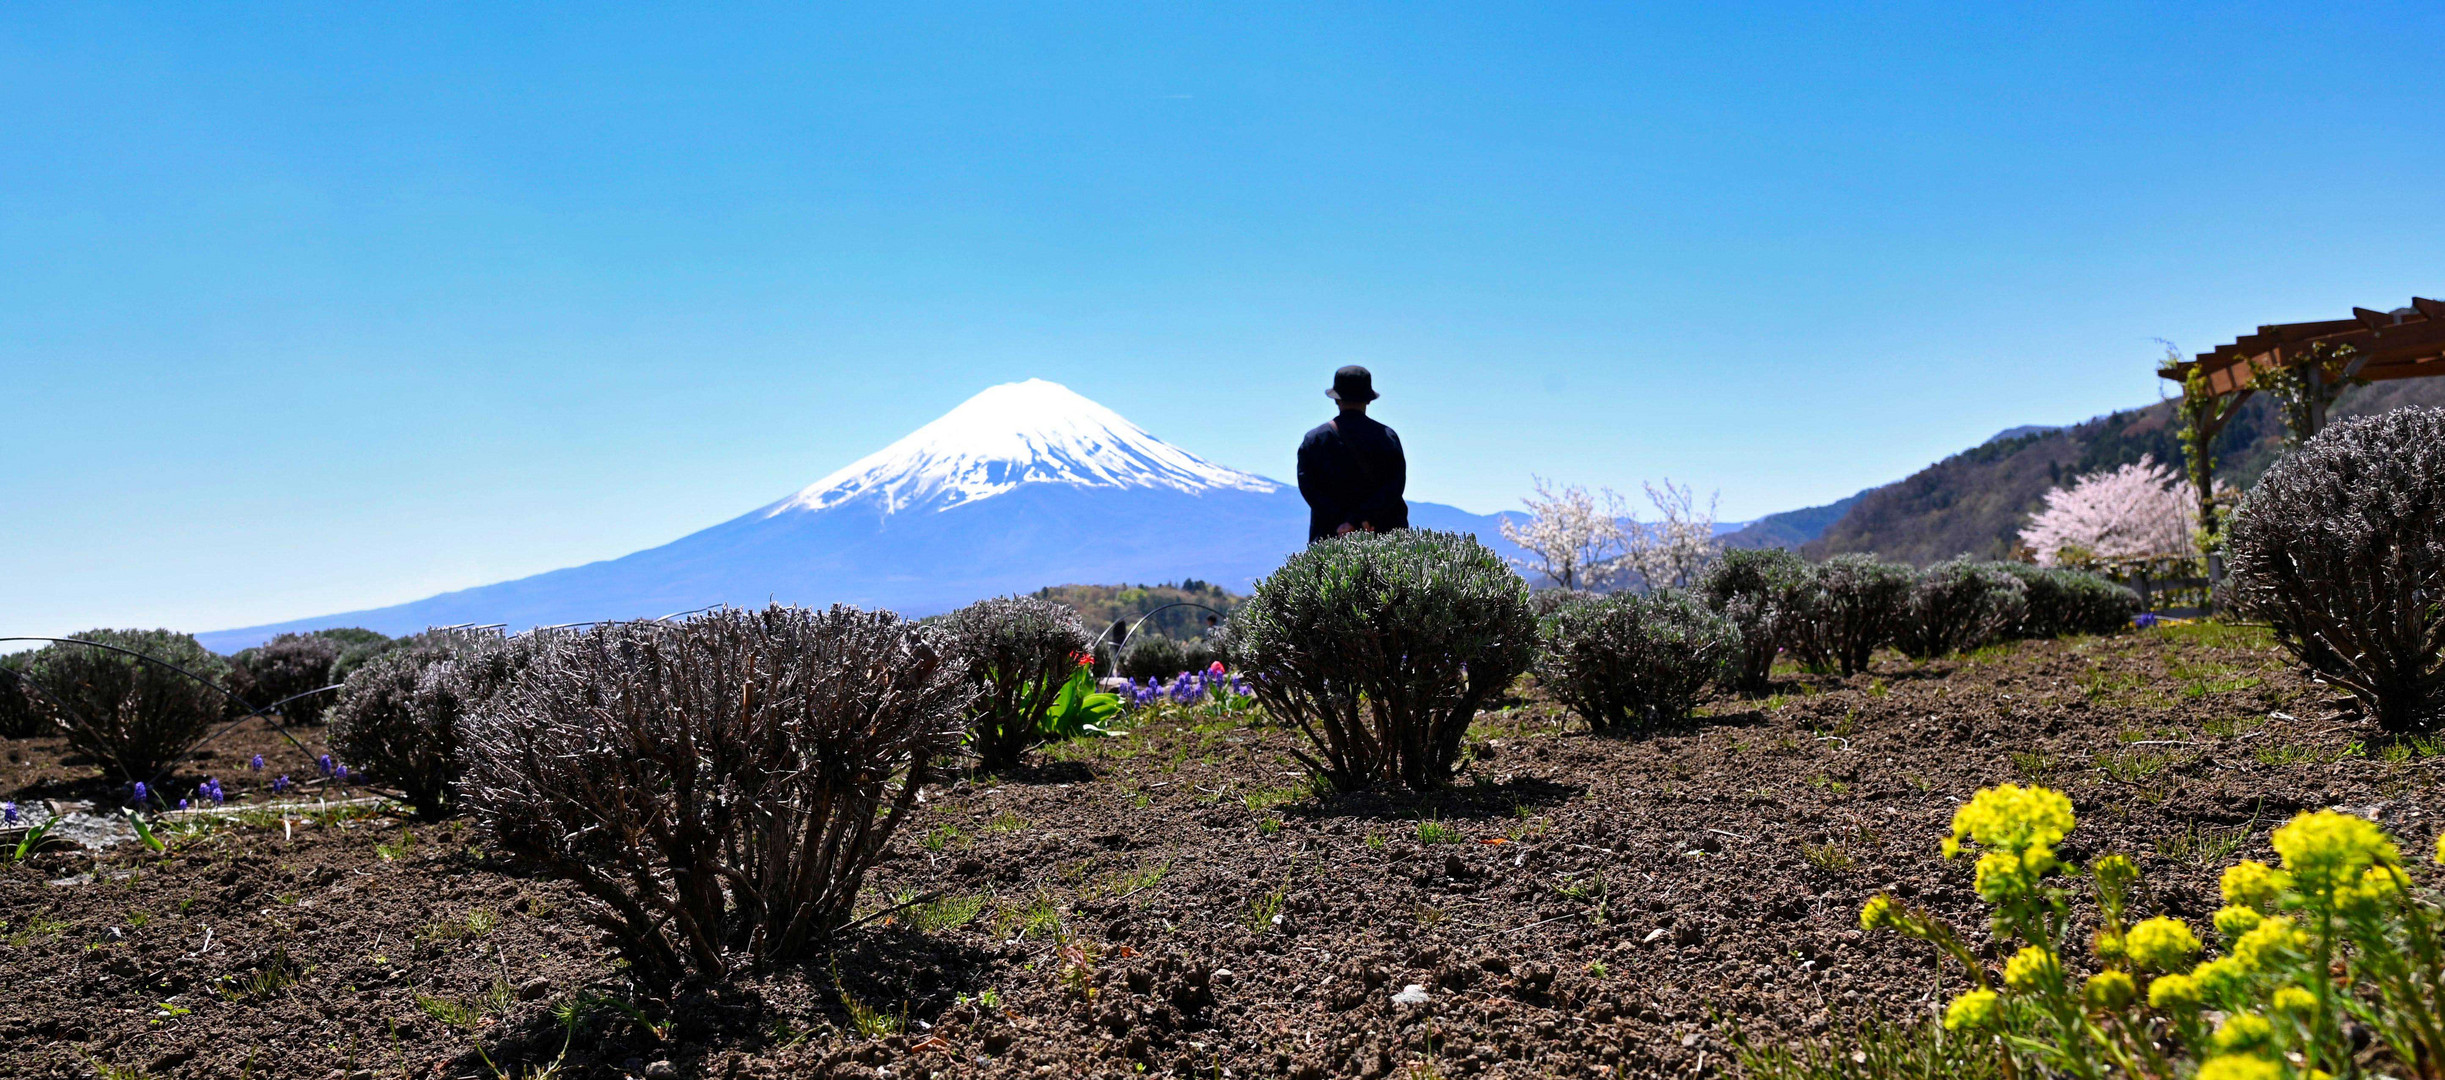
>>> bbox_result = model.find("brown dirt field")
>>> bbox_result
[4,623,2432,1080]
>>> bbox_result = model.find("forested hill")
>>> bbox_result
[1802,378,2445,566]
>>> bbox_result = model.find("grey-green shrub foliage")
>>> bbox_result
[1895,558,2029,660]
[326,629,534,817]
[1537,590,1739,733]
[1989,562,2138,639]
[230,633,344,724]
[460,606,969,987]
[944,596,1090,770]
[20,629,231,782]
[1697,548,1812,691]
[1118,634,1224,680]
[1230,530,1535,792]
[1787,555,1916,677]
[2225,406,2445,732]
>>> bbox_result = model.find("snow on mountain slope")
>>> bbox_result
[194,379,1522,651]
[772,379,1278,516]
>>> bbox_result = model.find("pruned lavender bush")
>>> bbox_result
[944,596,1090,770]
[2225,406,2445,732]
[1990,562,2138,638]
[1117,634,1223,680]
[1894,558,2029,660]
[1530,587,1599,618]
[1537,590,1738,733]
[1785,555,1914,676]
[0,652,40,739]
[230,633,343,724]
[1697,547,1812,691]
[325,629,532,817]
[461,606,969,986]
[1230,530,1536,792]
[20,629,230,780]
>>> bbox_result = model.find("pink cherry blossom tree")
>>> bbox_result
[2018,454,2199,567]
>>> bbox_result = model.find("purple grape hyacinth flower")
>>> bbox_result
[131,781,148,805]
[249,754,265,771]
[1,801,17,825]
[272,775,292,794]
[179,798,190,810]
[333,763,350,782]
[318,754,334,776]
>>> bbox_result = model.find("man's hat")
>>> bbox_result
[1326,365,1378,403]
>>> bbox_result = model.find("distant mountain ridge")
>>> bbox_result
[1800,378,2445,565]
[1716,493,1864,551]
[196,381,1529,652]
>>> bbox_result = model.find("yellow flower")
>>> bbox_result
[1859,895,1896,932]
[2196,1056,2281,1080]
[2191,957,2250,1001]
[2146,973,2202,1010]
[2271,985,2318,1015]
[2083,970,2135,1010]
[2003,945,2063,993]
[2231,917,2305,972]
[1972,847,2060,902]
[1943,989,2003,1032]
[2213,904,2264,940]
[2338,865,2405,916]
[1948,784,2075,857]
[2434,831,2445,866]
[2272,810,2400,898]
[2124,916,2200,972]
[2212,1012,2274,1054]
[2092,928,2126,960]
[2093,853,2139,892]
[2220,860,2286,911]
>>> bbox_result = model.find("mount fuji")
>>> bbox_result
[195,380,1528,651]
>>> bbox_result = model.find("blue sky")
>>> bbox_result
[5,2,2442,637]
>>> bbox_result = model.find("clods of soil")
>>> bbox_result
[4,622,2428,1079]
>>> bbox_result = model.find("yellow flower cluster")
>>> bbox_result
[2271,985,2318,1015]
[2191,956,2251,999]
[2271,810,2399,897]
[1858,894,1896,932]
[2147,972,2202,1010]
[1943,989,2002,1032]
[1973,846,2061,903]
[2213,904,2263,940]
[2231,916,2306,972]
[1945,783,2074,858]
[2195,1056,2280,1080]
[2211,1013,2273,1054]
[2337,865,2404,917]
[2124,916,2200,972]
[2083,969,2135,1009]
[2003,945,2063,992]
[2221,860,2285,910]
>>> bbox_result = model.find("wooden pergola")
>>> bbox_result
[2160,297,2445,441]
[2151,297,2445,604]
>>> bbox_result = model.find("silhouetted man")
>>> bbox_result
[1297,366,1409,543]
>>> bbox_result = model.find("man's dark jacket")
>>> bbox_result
[1297,413,1409,543]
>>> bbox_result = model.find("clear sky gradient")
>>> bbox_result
[5,2,2442,638]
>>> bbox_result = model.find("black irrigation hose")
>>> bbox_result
[0,636,329,799]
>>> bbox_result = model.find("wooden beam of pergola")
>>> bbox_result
[2162,297,2445,396]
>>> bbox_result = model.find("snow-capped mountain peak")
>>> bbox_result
[771,379,1281,516]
